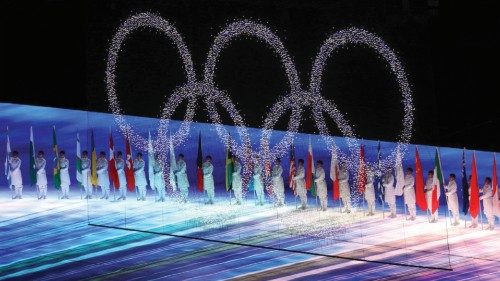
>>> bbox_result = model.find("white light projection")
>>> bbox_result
[105,12,414,211]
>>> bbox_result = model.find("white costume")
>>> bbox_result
[404,173,416,219]
[81,157,92,198]
[425,176,438,221]
[383,172,396,218]
[364,169,376,215]
[35,157,48,199]
[272,163,284,206]
[153,160,166,202]
[116,158,127,200]
[232,161,243,204]
[445,179,460,225]
[480,183,495,229]
[9,157,23,199]
[253,163,265,205]
[315,165,328,211]
[294,165,307,209]
[175,159,189,202]
[339,166,351,212]
[60,157,71,199]
[97,157,110,199]
[203,161,215,204]
[134,158,147,200]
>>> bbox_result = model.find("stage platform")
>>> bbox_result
[1,189,499,280]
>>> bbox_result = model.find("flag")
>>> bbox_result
[90,130,98,186]
[289,142,297,195]
[125,135,135,191]
[225,141,233,191]
[306,138,316,196]
[76,132,83,186]
[394,145,405,196]
[469,151,480,219]
[432,148,444,214]
[52,126,61,189]
[330,147,340,200]
[29,126,36,186]
[5,127,11,187]
[376,141,384,204]
[108,132,119,189]
[415,146,427,211]
[461,149,469,215]
[492,153,499,216]
[169,138,177,191]
[147,131,155,188]
[196,132,204,192]
[357,145,367,193]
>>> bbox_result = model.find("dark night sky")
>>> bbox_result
[1,0,499,151]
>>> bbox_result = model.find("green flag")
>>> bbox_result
[225,142,233,192]
[52,126,61,189]
[29,126,37,186]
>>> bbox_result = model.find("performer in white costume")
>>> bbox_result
[445,173,460,226]
[315,160,328,211]
[203,155,215,204]
[9,151,23,199]
[134,152,147,201]
[403,167,416,220]
[339,162,351,213]
[425,170,438,222]
[480,177,495,230]
[232,156,243,204]
[364,167,376,216]
[81,151,92,199]
[35,151,48,199]
[97,151,110,200]
[272,158,284,206]
[293,159,307,209]
[175,154,190,203]
[253,156,265,206]
[153,153,166,202]
[116,151,127,200]
[59,151,71,199]
[383,169,396,218]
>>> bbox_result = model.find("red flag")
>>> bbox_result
[125,136,135,191]
[305,140,313,190]
[289,143,297,195]
[196,132,203,192]
[415,147,427,211]
[469,151,480,218]
[357,145,367,193]
[108,132,119,189]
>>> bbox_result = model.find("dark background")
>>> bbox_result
[2,0,499,151]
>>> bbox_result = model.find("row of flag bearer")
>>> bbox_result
[4,127,500,229]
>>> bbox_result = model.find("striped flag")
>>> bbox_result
[196,132,204,192]
[125,135,135,191]
[330,146,340,200]
[461,149,469,215]
[108,132,119,189]
[90,130,97,186]
[5,127,11,187]
[357,145,367,193]
[288,142,296,195]
[76,133,83,185]
[432,148,444,214]
[415,146,427,211]
[52,126,61,189]
[469,151,480,219]
[29,126,36,186]
[306,138,316,196]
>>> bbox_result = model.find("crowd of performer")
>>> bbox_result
[5,148,499,230]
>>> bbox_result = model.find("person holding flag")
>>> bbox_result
[232,155,243,204]
[153,152,166,202]
[253,155,265,206]
[175,153,190,203]
[365,166,376,216]
[403,167,417,220]
[59,151,71,199]
[35,151,48,199]
[97,151,110,200]
[203,155,215,204]
[293,159,307,209]
[116,151,127,200]
[480,177,495,230]
[383,169,396,218]
[315,160,328,211]
[338,161,351,213]
[9,151,23,199]
[425,170,437,222]
[444,173,460,226]
[81,151,92,199]
[134,152,147,201]
[272,158,284,206]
